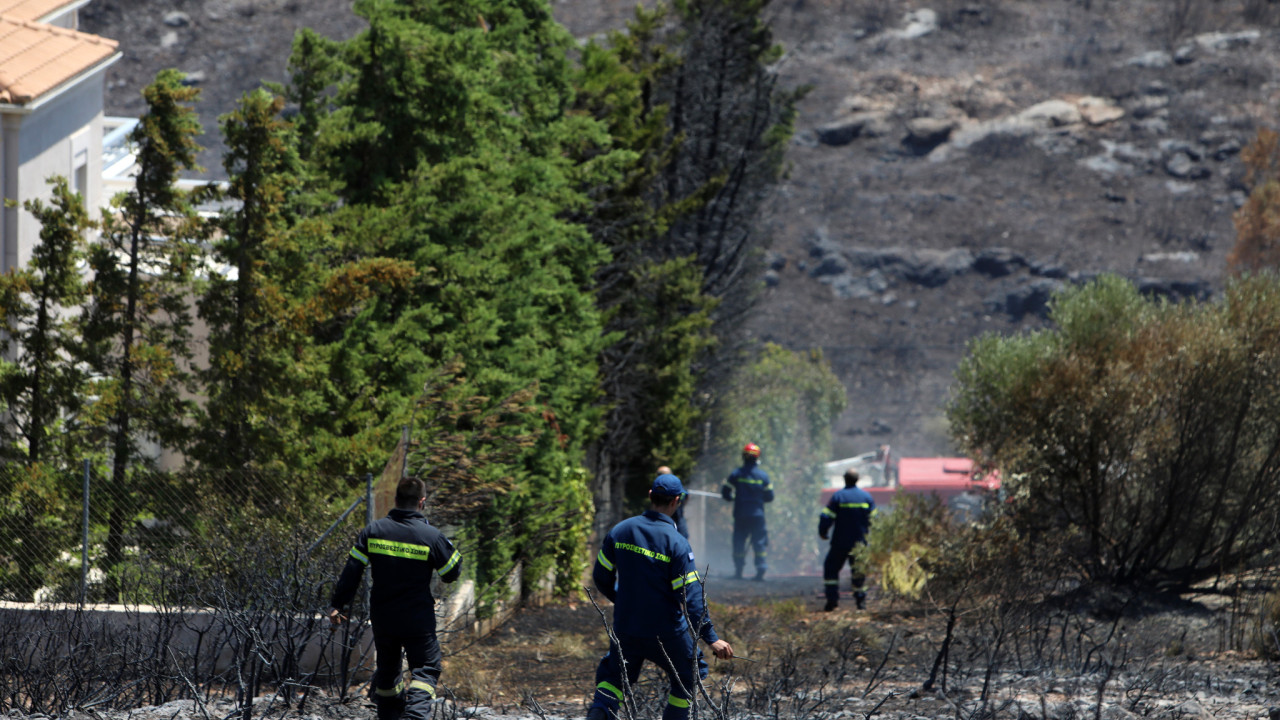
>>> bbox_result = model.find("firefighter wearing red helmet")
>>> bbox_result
[720,442,774,580]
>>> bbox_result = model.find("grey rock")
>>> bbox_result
[816,120,862,147]
[1194,29,1261,52]
[1133,117,1170,135]
[1135,277,1212,302]
[809,255,850,278]
[996,278,1063,321]
[902,248,975,287]
[887,9,937,40]
[904,117,957,151]
[164,10,192,26]
[764,270,780,287]
[1030,261,1067,279]
[1129,95,1170,119]
[1166,153,1210,180]
[805,227,840,258]
[1126,50,1172,69]
[1211,139,1242,161]
[972,247,1026,278]
[1159,139,1202,161]
[816,112,893,146]
[1081,154,1132,177]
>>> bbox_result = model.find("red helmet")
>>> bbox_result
[742,442,761,458]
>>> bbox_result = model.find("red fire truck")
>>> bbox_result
[820,446,1000,518]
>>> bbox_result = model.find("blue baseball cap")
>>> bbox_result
[651,473,685,499]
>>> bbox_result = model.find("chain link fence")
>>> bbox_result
[0,462,386,714]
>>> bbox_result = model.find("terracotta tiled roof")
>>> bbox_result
[0,15,117,105]
[0,0,78,22]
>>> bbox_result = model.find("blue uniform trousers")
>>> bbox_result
[371,631,441,720]
[822,543,866,604]
[591,631,699,720]
[732,516,768,574]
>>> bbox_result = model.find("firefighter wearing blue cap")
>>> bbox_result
[819,468,876,611]
[720,442,774,580]
[586,473,734,720]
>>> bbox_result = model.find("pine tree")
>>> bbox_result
[82,69,205,600]
[0,178,95,466]
[289,0,619,596]
[574,0,800,527]
[192,89,302,488]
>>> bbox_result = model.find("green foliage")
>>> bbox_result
[707,343,846,572]
[1251,587,1280,659]
[287,0,620,603]
[0,177,95,467]
[82,69,206,599]
[860,493,953,600]
[574,0,800,530]
[0,463,79,601]
[191,88,325,491]
[949,273,1280,590]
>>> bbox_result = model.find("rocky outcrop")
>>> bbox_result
[792,241,1214,321]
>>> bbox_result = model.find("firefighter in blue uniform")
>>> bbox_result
[818,468,876,611]
[720,442,773,580]
[329,477,463,720]
[587,474,734,720]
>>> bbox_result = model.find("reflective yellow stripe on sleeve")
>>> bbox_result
[440,550,461,575]
[672,570,700,589]
[668,695,690,708]
[597,549,615,571]
[350,547,369,565]
[821,507,836,518]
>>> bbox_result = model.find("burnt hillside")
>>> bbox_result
[82,0,1276,459]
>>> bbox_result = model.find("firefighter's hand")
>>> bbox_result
[819,533,828,541]
[720,487,733,501]
[328,607,346,628]
[710,639,733,660]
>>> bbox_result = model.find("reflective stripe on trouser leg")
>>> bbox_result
[747,516,768,572]
[372,634,408,720]
[401,631,444,720]
[591,642,638,717]
[824,545,853,602]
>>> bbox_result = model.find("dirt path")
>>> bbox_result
[440,573,881,713]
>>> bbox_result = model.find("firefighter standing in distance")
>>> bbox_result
[587,473,733,720]
[656,465,689,539]
[721,442,774,580]
[819,469,876,611]
[329,477,463,720]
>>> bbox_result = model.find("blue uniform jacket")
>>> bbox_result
[721,461,774,519]
[593,510,719,645]
[331,508,463,634]
[819,486,876,548]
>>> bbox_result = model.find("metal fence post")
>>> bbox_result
[364,473,373,610]
[81,458,90,606]
[400,426,409,479]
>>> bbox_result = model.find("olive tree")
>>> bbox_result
[949,274,1280,590]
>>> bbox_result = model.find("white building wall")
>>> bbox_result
[8,68,108,271]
